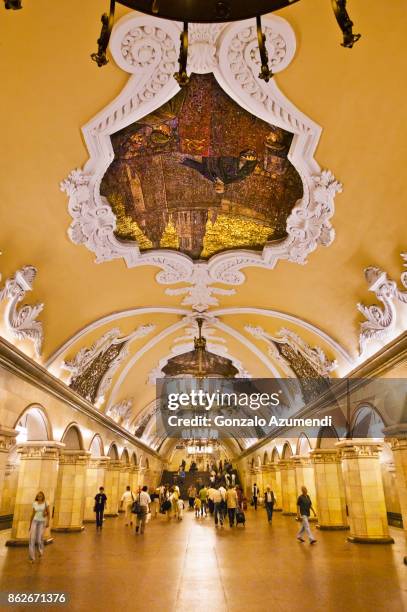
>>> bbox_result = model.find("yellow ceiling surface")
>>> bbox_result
[1,0,406,427]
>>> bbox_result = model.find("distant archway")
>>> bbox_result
[271,447,280,463]
[14,405,51,442]
[89,434,104,457]
[351,405,385,438]
[282,442,293,459]
[108,443,119,460]
[263,451,269,465]
[131,452,138,466]
[121,448,130,464]
[317,426,339,449]
[297,433,312,456]
[61,424,83,450]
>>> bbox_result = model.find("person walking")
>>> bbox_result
[194,496,202,517]
[135,485,151,535]
[252,483,260,510]
[94,486,107,531]
[28,491,49,563]
[264,486,275,524]
[226,486,238,527]
[212,486,226,527]
[198,485,208,517]
[120,485,135,526]
[187,485,197,510]
[177,497,185,521]
[296,486,317,544]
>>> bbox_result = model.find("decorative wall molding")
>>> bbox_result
[0,266,44,357]
[357,252,407,354]
[245,325,338,377]
[106,398,133,429]
[62,324,155,404]
[61,12,342,312]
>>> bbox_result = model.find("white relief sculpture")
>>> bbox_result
[357,252,407,354]
[0,266,44,357]
[61,12,342,311]
[62,324,155,403]
[106,398,133,428]
[164,264,236,312]
[245,325,337,376]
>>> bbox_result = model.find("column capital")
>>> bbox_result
[59,450,91,465]
[277,459,291,469]
[383,424,407,449]
[291,455,312,467]
[310,449,341,464]
[107,460,122,470]
[88,456,110,469]
[335,440,382,459]
[17,441,65,460]
[0,426,18,453]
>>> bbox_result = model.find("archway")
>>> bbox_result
[317,426,339,449]
[89,434,104,457]
[297,433,312,456]
[282,442,293,459]
[121,448,130,465]
[271,447,280,463]
[14,405,51,442]
[108,444,119,460]
[351,404,386,438]
[61,424,83,450]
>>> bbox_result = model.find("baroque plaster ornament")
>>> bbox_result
[106,398,133,428]
[245,325,338,377]
[62,13,342,311]
[0,265,44,357]
[62,324,155,404]
[357,252,407,354]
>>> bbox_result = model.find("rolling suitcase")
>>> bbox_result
[236,509,245,526]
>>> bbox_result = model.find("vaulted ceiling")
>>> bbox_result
[1,0,406,450]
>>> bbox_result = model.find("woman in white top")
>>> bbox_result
[29,491,49,562]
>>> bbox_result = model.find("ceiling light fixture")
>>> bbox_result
[4,1,361,85]
[162,318,239,378]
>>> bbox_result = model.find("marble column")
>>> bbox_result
[279,459,297,515]
[137,467,146,491]
[104,460,121,516]
[384,424,407,533]
[130,466,140,492]
[292,455,318,519]
[118,465,131,507]
[52,450,90,532]
[337,441,393,543]
[0,427,17,512]
[83,457,110,522]
[6,441,64,546]
[310,449,348,530]
[269,464,282,511]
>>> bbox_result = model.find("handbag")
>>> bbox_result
[131,494,142,515]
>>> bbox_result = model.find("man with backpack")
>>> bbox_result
[134,485,151,535]
[120,485,135,526]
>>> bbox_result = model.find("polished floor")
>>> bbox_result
[0,509,406,612]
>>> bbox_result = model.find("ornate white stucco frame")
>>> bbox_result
[61,12,342,309]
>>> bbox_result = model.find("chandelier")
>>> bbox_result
[4,1,361,85]
[162,318,239,378]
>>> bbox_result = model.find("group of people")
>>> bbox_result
[26,482,317,562]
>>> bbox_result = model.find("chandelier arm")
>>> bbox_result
[331,0,361,48]
[91,0,116,67]
[174,21,190,86]
[256,15,273,83]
